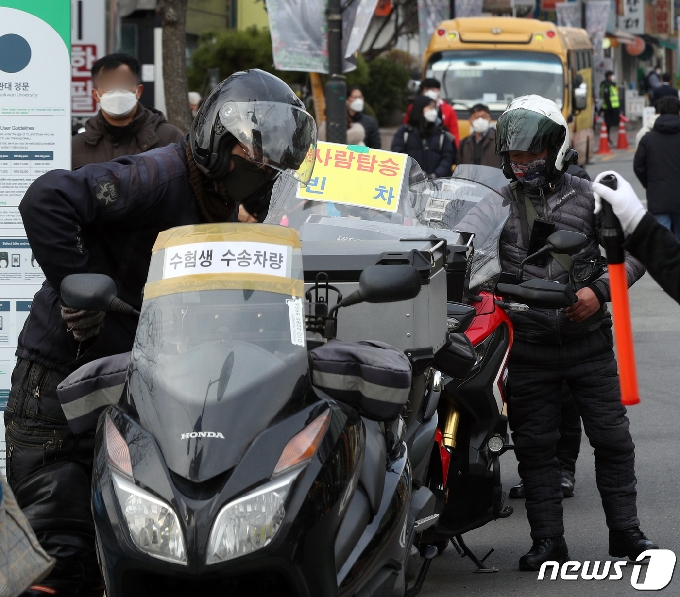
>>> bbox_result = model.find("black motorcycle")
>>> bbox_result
[59,221,445,597]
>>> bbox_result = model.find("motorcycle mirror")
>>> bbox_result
[359,264,422,304]
[61,274,139,315]
[545,230,588,255]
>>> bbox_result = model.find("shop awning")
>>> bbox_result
[608,30,637,44]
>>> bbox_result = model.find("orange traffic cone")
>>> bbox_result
[597,118,611,154]
[616,114,630,150]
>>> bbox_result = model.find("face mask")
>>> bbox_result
[224,155,271,203]
[471,117,490,134]
[349,98,364,112]
[97,89,138,117]
[510,158,548,188]
[424,89,440,101]
[424,108,438,123]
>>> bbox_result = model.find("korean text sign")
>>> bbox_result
[296,142,408,213]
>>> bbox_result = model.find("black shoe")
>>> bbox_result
[509,481,525,499]
[519,536,569,571]
[609,527,658,560]
[561,471,575,498]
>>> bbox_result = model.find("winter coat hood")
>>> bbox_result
[652,113,680,135]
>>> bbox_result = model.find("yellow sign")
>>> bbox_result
[296,142,408,213]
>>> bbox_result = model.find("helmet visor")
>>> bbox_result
[495,109,565,155]
[219,102,317,185]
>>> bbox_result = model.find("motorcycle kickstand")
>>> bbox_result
[450,534,498,573]
[405,545,438,597]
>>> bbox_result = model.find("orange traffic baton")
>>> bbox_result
[599,174,640,406]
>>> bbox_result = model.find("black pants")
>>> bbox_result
[508,329,638,540]
[557,384,581,475]
[5,359,103,597]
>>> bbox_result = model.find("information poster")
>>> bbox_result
[0,0,70,474]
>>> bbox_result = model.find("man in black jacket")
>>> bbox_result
[459,95,655,571]
[651,73,679,103]
[634,96,680,239]
[6,70,316,597]
[594,171,680,304]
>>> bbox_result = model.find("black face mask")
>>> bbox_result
[224,155,271,203]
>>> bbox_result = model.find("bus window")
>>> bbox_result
[426,50,564,114]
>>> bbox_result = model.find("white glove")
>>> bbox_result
[592,171,646,234]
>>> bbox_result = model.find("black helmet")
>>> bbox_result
[496,95,575,182]
[190,69,317,184]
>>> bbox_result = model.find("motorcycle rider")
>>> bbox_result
[459,95,656,570]
[592,170,680,304]
[5,69,316,596]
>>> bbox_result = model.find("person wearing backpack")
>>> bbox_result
[391,95,455,178]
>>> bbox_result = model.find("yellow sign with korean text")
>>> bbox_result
[296,142,408,213]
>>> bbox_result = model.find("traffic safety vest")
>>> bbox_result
[602,82,620,109]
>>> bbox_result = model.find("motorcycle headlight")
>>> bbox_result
[206,470,298,564]
[112,474,187,565]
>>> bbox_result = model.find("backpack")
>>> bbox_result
[403,126,447,152]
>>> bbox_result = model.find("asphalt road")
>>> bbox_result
[421,146,680,596]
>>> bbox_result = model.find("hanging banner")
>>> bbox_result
[70,0,105,120]
[456,0,484,17]
[0,0,69,475]
[417,0,449,57]
[556,2,582,27]
[587,0,612,97]
[653,0,673,35]
[266,0,379,74]
[618,0,645,35]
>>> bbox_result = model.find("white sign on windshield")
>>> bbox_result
[163,242,292,280]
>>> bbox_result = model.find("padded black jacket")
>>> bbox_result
[17,141,204,374]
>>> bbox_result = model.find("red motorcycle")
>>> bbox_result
[417,166,583,571]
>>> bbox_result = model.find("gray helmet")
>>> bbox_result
[190,69,317,183]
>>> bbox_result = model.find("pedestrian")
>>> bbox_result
[72,53,184,169]
[457,103,502,168]
[346,86,381,149]
[391,95,455,178]
[6,69,316,597]
[317,114,366,146]
[633,96,680,240]
[593,171,680,305]
[651,73,679,103]
[404,78,459,147]
[600,70,620,145]
[188,90,202,116]
[459,95,655,571]
[645,66,662,99]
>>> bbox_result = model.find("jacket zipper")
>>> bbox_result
[7,443,13,485]
[541,187,562,344]
[42,439,53,467]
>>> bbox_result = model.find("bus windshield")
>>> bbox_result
[426,50,564,113]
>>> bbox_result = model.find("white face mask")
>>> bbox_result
[349,98,364,113]
[97,89,138,117]
[471,117,490,134]
[424,108,438,123]
[424,89,440,101]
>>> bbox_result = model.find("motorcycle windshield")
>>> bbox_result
[412,164,511,293]
[269,148,510,291]
[267,143,467,244]
[127,224,308,482]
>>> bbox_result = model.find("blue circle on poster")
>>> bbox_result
[0,34,32,73]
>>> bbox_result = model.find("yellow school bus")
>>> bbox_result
[424,17,594,164]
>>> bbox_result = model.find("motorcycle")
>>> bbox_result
[410,165,585,570]
[57,157,470,597]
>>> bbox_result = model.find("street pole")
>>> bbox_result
[450,0,456,18]
[325,0,347,144]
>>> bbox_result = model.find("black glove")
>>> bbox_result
[61,307,105,342]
